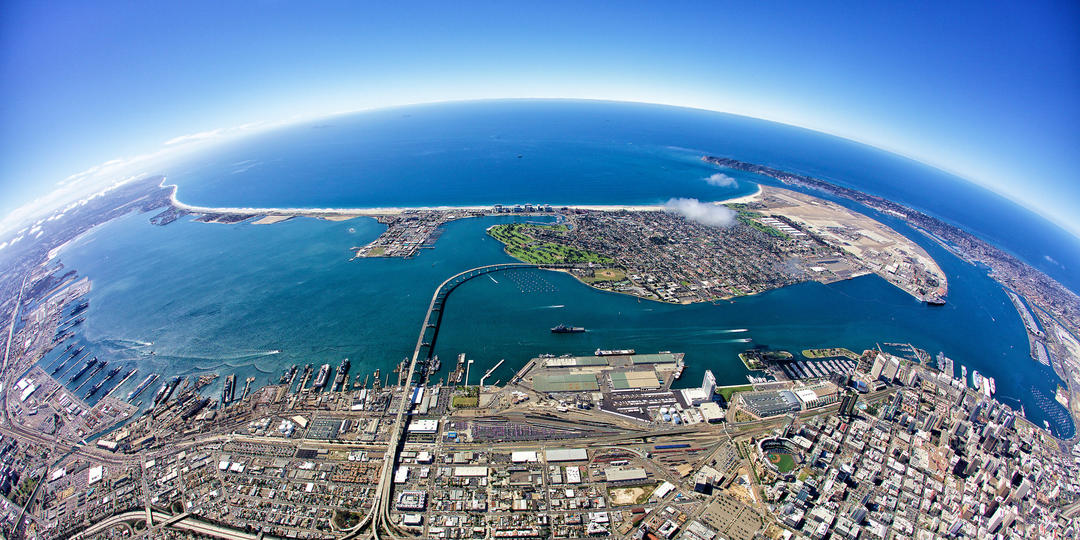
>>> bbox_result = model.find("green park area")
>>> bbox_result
[580,267,627,283]
[451,386,480,408]
[718,384,753,402]
[487,223,614,265]
[727,204,790,239]
[802,347,859,360]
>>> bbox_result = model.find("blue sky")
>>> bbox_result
[2,1,1078,235]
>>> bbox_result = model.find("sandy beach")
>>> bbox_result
[164,178,762,220]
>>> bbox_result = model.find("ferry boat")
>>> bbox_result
[960,365,967,382]
[551,324,586,334]
[988,377,996,395]
[972,370,983,390]
[595,349,635,356]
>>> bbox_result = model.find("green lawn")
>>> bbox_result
[580,268,627,284]
[731,208,789,239]
[718,384,753,402]
[767,452,797,473]
[487,223,614,265]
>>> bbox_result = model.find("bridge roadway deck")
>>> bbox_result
[368,262,581,538]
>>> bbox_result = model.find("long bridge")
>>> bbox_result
[355,262,582,539]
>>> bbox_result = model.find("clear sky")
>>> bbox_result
[2,1,1078,235]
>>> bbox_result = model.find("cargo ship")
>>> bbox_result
[127,374,159,402]
[84,365,123,399]
[595,349,635,356]
[221,374,236,405]
[312,364,331,390]
[296,364,313,392]
[60,316,85,329]
[75,361,108,391]
[332,358,350,392]
[925,295,947,306]
[68,358,98,383]
[551,324,586,334]
[85,365,123,399]
[279,365,297,385]
[53,347,85,374]
[451,353,466,384]
[154,376,182,405]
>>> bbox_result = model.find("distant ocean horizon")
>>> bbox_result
[47,100,1077,438]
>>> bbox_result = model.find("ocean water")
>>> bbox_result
[46,100,1077,437]
[166,100,1080,294]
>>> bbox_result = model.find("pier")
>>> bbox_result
[479,359,504,389]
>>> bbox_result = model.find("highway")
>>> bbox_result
[70,508,260,540]
[366,263,574,539]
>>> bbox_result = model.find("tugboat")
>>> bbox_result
[551,324,586,334]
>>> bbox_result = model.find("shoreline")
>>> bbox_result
[161,178,759,218]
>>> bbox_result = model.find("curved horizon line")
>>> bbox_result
[3,97,1079,242]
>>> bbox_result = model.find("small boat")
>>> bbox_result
[551,324,586,334]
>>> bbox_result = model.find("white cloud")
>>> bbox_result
[164,128,226,146]
[705,172,736,187]
[0,119,288,237]
[663,197,736,227]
